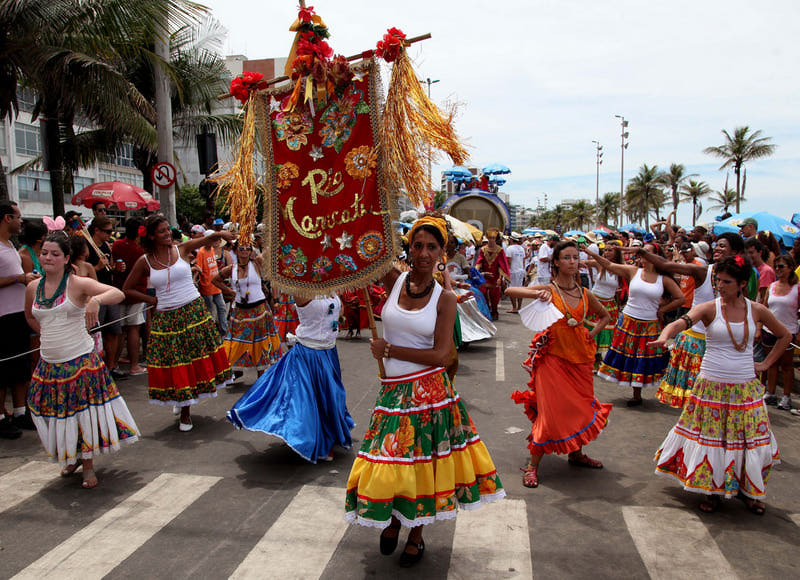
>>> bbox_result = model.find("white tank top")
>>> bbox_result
[622,269,663,321]
[691,265,716,333]
[381,271,443,377]
[232,261,266,304]
[700,298,755,382]
[766,282,799,334]
[591,271,619,300]
[145,246,200,311]
[32,278,95,363]
[295,296,341,349]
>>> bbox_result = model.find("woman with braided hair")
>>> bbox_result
[345,215,505,568]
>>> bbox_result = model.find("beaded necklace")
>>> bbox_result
[552,281,586,326]
[235,261,250,304]
[151,245,174,292]
[36,271,69,309]
[405,274,434,299]
[721,298,749,352]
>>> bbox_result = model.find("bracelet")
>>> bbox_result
[383,343,391,359]
[680,313,693,329]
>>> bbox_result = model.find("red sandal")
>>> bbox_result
[521,466,539,488]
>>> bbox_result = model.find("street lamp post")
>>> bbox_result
[421,77,440,194]
[614,115,629,228]
[592,140,603,227]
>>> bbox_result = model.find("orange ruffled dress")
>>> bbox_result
[512,290,612,455]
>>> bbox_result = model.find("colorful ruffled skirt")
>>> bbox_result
[227,343,354,463]
[147,297,232,406]
[512,332,611,455]
[223,302,282,372]
[345,367,505,528]
[598,314,668,387]
[274,294,299,342]
[655,375,779,499]
[656,329,705,408]
[28,351,139,467]
[584,296,618,358]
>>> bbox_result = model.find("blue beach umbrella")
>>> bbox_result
[443,166,472,177]
[522,228,545,236]
[718,212,800,246]
[563,230,585,237]
[481,163,511,175]
[619,223,645,235]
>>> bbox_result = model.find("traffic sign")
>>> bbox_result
[151,162,176,188]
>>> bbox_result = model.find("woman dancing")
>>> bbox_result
[227,295,353,463]
[587,243,684,406]
[25,232,139,488]
[213,242,281,378]
[123,216,233,432]
[582,242,622,369]
[651,256,787,515]
[507,240,613,488]
[345,216,505,568]
[475,228,509,320]
[636,233,743,408]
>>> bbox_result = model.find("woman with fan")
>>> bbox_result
[506,240,613,489]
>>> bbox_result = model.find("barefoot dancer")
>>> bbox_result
[507,240,612,488]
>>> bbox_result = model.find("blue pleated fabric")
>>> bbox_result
[227,343,354,463]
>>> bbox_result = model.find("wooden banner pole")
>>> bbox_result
[362,287,385,379]
[77,217,112,271]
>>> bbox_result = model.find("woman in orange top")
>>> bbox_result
[506,241,613,488]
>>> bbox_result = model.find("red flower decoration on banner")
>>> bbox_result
[734,255,745,267]
[298,5,315,23]
[230,71,267,104]
[375,27,407,62]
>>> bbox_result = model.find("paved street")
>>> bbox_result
[2,302,800,579]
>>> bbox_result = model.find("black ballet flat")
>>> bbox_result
[379,522,401,555]
[398,539,425,568]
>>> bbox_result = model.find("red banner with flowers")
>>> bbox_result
[258,58,397,298]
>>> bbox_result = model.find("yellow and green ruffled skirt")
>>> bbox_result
[345,366,505,529]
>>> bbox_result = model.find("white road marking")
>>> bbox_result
[504,426,523,434]
[496,340,505,382]
[791,514,800,527]
[447,499,532,579]
[230,485,348,580]
[0,461,60,514]
[12,472,221,580]
[622,506,737,580]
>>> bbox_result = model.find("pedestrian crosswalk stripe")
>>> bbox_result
[622,506,736,580]
[447,499,532,579]
[11,472,221,580]
[230,485,348,580]
[791,514,800,527]
[496,340,505,382]
[0,461,59,515]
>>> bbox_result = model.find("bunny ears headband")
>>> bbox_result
[43,216,66,231]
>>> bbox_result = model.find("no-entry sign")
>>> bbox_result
[151,162,177,188]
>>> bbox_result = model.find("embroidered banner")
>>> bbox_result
[259,59,397,298]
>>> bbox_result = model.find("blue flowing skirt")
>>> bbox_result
[227,343,354,463]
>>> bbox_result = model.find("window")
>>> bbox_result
[18,170,51,203]
[0,123,6,156]
[106,143,135,168]
[17,87,37,113]
[15,123,41,157]
[72,175,95,195]
[98,168,143,189]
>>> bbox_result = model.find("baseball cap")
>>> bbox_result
[630,239,644,247]
[692,241,710,258]
[549,234,560,241]
[740,217,758,228]
[213,218,224,226]
[190,224,205,234]
[204,229,215,237]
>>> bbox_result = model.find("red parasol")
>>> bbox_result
[72,181,161,211]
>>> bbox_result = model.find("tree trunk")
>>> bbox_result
[671,186,679,213]
[42,97,65,216]
[0,155,9,202]
[735,165,741,214]
[692,198,696,226]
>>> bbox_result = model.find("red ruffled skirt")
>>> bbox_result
[512,332,612,455]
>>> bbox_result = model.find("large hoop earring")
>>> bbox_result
[437,262,445,272]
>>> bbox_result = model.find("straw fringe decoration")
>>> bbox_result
[381,50,468,207]
[209,93,259,245]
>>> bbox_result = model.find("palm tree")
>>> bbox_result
[595,192,619,226]
[568,200,593,231]
[680,179,712,226]
[708,175,741,214]
[0,0,205,213]
[703,126,776,213]
[625,164,664,229]
[661,163,695,214]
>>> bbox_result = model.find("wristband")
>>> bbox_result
[680,313,693,329]
[383,343,391,359]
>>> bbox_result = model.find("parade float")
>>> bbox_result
[440,163,511,234]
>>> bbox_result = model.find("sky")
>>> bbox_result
[200,0,800,228]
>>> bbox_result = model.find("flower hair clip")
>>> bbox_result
[43,216,65,231]
[734,255,745,267]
